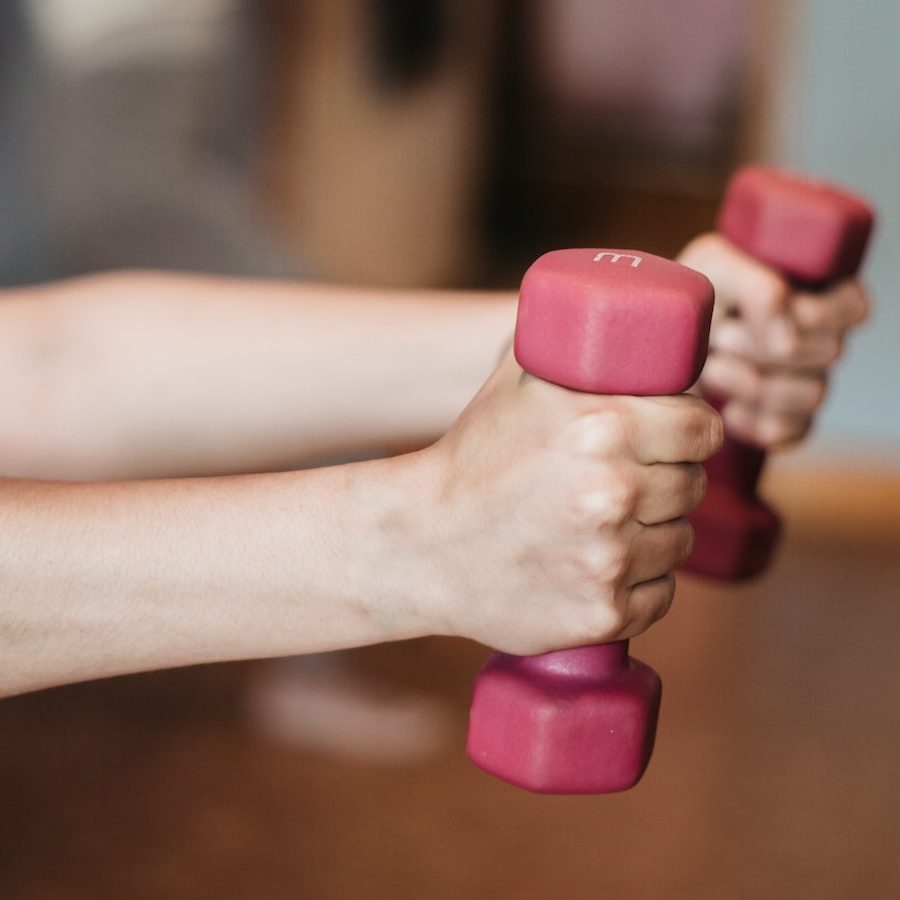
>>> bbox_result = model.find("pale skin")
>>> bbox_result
[0,240,869,697]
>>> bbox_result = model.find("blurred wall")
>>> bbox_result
[769,0,900,459]
[0,0,291,285]
[533,0,747,151]
[265,0,498,288]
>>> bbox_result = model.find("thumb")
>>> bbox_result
[679,233,797,358]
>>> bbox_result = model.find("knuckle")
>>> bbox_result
[578,542,630,584]
[611,408,637,453]
[566,409,630,457]
[572,469,638,528]
[603,471,639,524]
[756,270,790,315]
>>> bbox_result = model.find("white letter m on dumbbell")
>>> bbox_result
[593,252,642,268]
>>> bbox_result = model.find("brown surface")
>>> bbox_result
[2,468,900,900]
[261,0,499,287]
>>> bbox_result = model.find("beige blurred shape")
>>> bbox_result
[266,0,498,288]
[23,0,239,69]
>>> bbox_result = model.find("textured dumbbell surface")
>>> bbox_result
[717,166,874,286]
[468,248,715,794]
[514,248,714,395]
[468,643,662,794]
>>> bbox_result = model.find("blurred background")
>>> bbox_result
[1,1,898,898]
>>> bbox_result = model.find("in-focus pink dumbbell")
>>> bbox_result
[685,166,875,580]
[467,248,715,794]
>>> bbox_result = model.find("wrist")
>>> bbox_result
[329,448,450,646]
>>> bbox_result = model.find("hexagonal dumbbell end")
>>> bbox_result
[514,249,714,395]
[467,248,715,794]
[467,643,662,794]
[685,167,875,580]
[717,165,874,286]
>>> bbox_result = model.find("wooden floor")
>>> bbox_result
[2,467,899,900]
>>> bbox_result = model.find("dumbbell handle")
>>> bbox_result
[703,395,765,497]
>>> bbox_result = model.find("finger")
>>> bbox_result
[706,324,842,370]
[616,394,724,465]
[701,352,763,401]
[618,574,676,639]
[709,317,756,356]
[710,316,799,362]
[721,401,814,449]
[624,518,695,585]
[756,372,827,415]
[702,354,828,414]
[773,332,843,370]
[792,281,870,332]
[634,461,707,525]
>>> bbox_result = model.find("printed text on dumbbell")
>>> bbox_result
[592,252,642,268]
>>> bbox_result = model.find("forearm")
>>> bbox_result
[0,453,441,697]
[0,271,516,479]
[1,336,723,698]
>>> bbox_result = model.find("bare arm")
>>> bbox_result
[0,351,721,698]
[0,256,866,482]
[0,454,434,696]
[0,271,517,479]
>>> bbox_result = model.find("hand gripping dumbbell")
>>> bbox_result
[467,248,715,794]
[684,166,875,580]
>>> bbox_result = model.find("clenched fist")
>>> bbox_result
[680,233,870,448]
[411,350,722,655]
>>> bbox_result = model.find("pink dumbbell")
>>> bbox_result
[467,248,715,793]
[685,166,875,580]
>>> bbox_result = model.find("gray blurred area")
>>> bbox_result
[770,0,900,453]
[0,0,294,286]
